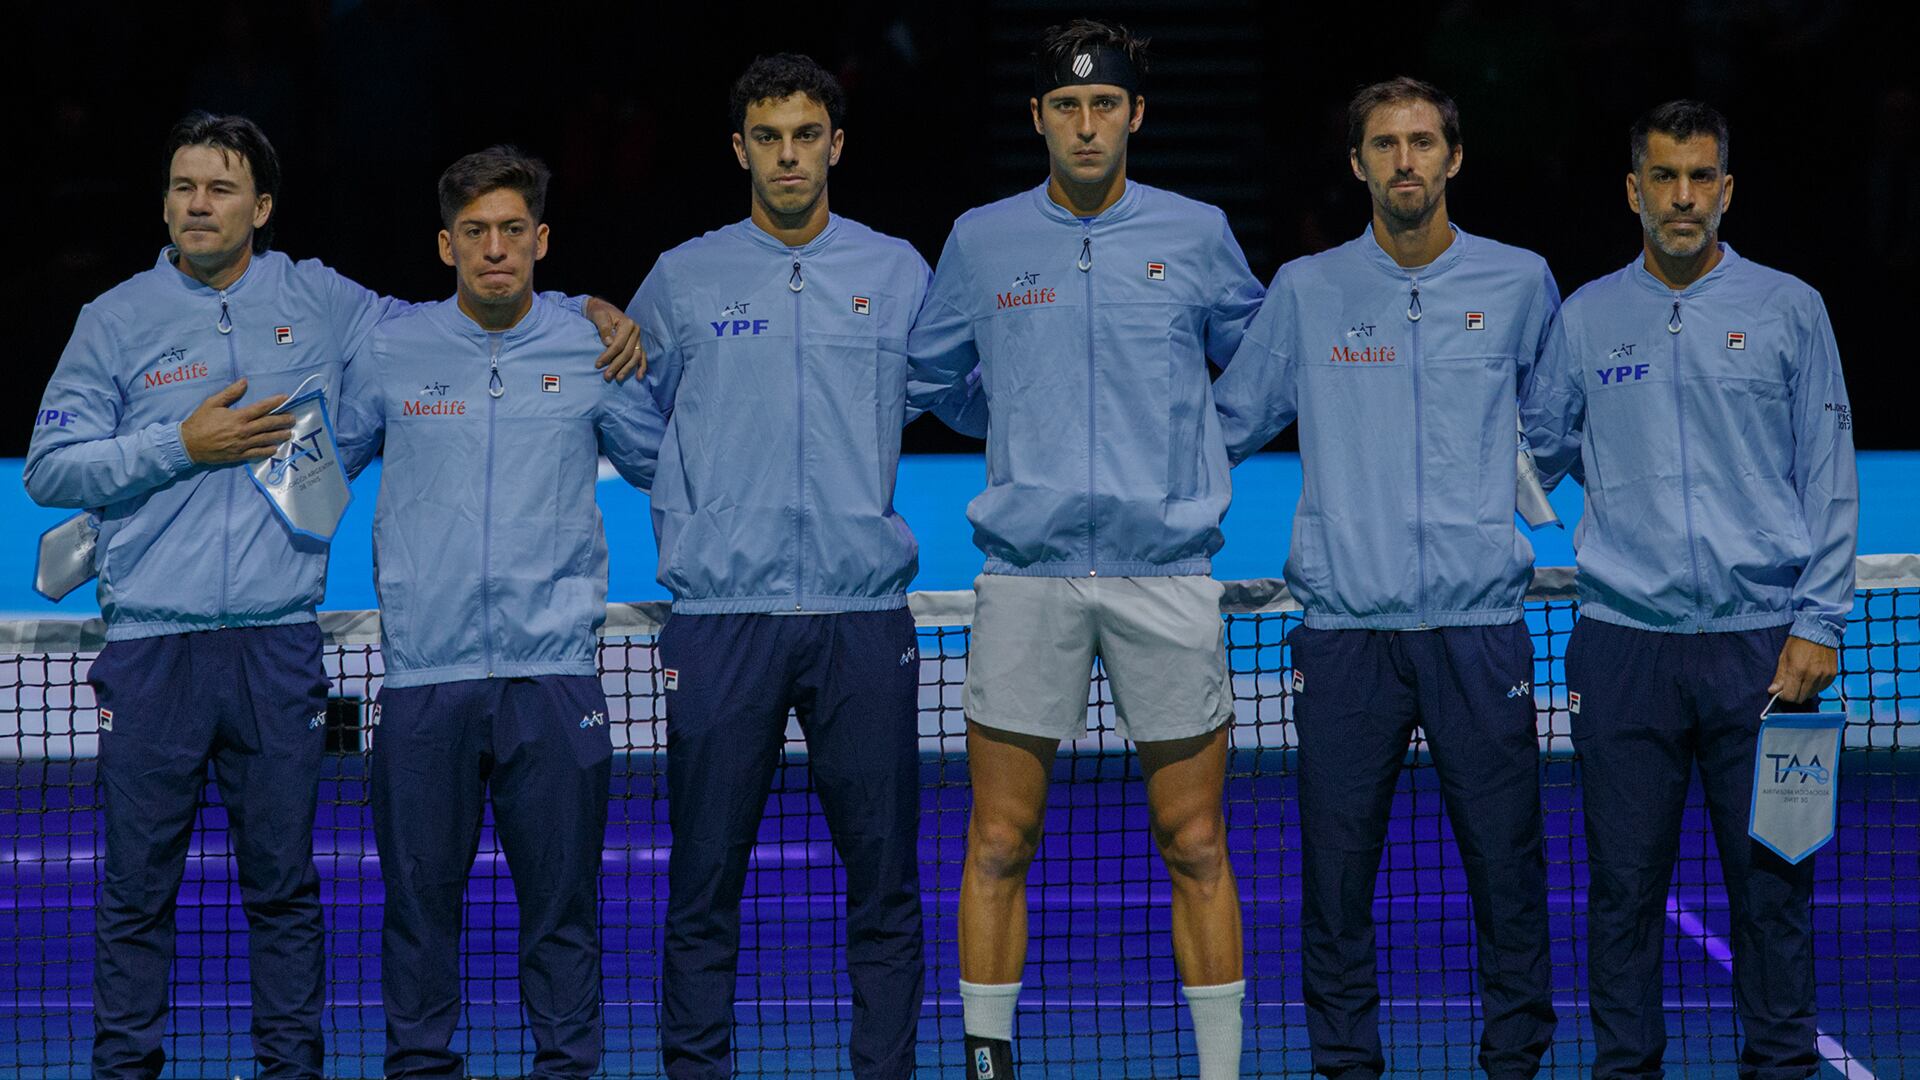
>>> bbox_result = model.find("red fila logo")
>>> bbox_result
[542,374,561,393]
[663,668,680,691]
[1465,311,1485,330]
[851,296,870,315]
[275,326,294,345]
[98,708,114,731]
[1291,670,1305,693]
[1146,262,1166,280]
[1568,691,1582,714]
[1726,331,1747,350]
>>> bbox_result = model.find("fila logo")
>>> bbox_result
[542,374,561,393]
[275,325,294,345]
[1506,681,1531,699]
[1465,311,1485,330]
[1568,691,1581,714]
[1071,52,1094,78]
[663,668,680,691]
[852,295,871,315]
[98,708,113,732]
[1726,331,1747,350]
[1146,262,1165,280]
[1291,670,1305,694]
[975,1046,996,1079]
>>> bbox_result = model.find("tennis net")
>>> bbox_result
[2,555,1916,1077]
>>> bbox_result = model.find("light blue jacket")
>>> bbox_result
[906,181,1264,577]
[335,295,662,687]
[1212,226,1560,628]
[25,249,403,640]
[627,214,965,613]
[1520,246,1857,646]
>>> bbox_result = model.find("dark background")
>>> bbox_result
[20,0,1919,455]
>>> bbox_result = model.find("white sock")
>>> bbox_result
[959,979,1022,1041]
[1182,980,1245,1079]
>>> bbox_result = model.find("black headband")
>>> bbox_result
[1032,45,1140,99]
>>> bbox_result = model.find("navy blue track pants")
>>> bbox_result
[371,675,612,1079]
[1567,619,1817,1080]
[87,623,331,1080]
[659,609,924,1080]
[1289,622,1556,1079]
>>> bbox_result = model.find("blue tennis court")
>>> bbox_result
[2,454,1916,1077]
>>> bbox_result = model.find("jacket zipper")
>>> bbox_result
[1667,298,1706,630]
[791,256,806,609]
[1081,226,1097,576]
[1408,275,1428,627]
[219,288,235,624]
[482,333,502,672]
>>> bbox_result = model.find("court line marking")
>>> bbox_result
[1666,895,1876,1080]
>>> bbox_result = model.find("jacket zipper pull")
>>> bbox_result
[789,258,804,292]
[217,292,233,335]
[1077,233,1093,272]
[1667,299,1683,334]
[488,336,504,398]
[1406,279,1422,322]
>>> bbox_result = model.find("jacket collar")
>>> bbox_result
[1028,178,1145,226]
[156,245,263,296]
[435,291,553,341]
[1627,242,1742,297]
[730,213,844,256]
[1355,221,1469,280]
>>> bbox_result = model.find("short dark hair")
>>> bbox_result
[1631,100,1729,173]
[1346,77,1462,154]
[162,111,282,254]
[436,146,551,229]
[1037,18,1150,99]
[730,53,846,134]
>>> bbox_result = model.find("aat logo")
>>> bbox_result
[265,431,327,485]
[997,271,1056,310]
[1767,752,1830,785]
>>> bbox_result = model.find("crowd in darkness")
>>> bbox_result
[22,0,1918,455]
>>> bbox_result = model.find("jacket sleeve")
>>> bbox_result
[1209,282,1297,466]
[1203,212,1266,368]
[325,269,417,361]
[626,258,684,417]
[1784,293,1858,647]
[333,334,387,480]
[1515,262,1563,401]
[24,305,195,508]
[1519,308,1586,490]
[905,227,983,430]
[596,379,667,492]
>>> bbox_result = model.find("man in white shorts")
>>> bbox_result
[906,18,1264,1080]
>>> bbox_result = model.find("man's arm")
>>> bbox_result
[1518,309,1586,491]
[25,307,291,508]
[906,228,985,433]
[332,335,387,480]
[1768,292,1858,701]
[1208,284,1297,466]
[624,257,689,422]
[1202,212,1266,368]
[596,379,667,492]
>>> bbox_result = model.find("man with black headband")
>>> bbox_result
[1212,77,1561,1078]
[909,18,1263,1080]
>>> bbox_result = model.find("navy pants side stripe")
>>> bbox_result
[1567,620,1818,1080]
[88,624,330,1080]
[1290,623,1556,1079]
[372,675,612,1080]
[660,609,924,1080]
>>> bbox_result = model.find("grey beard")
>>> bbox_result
[1641,204,1722,258]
